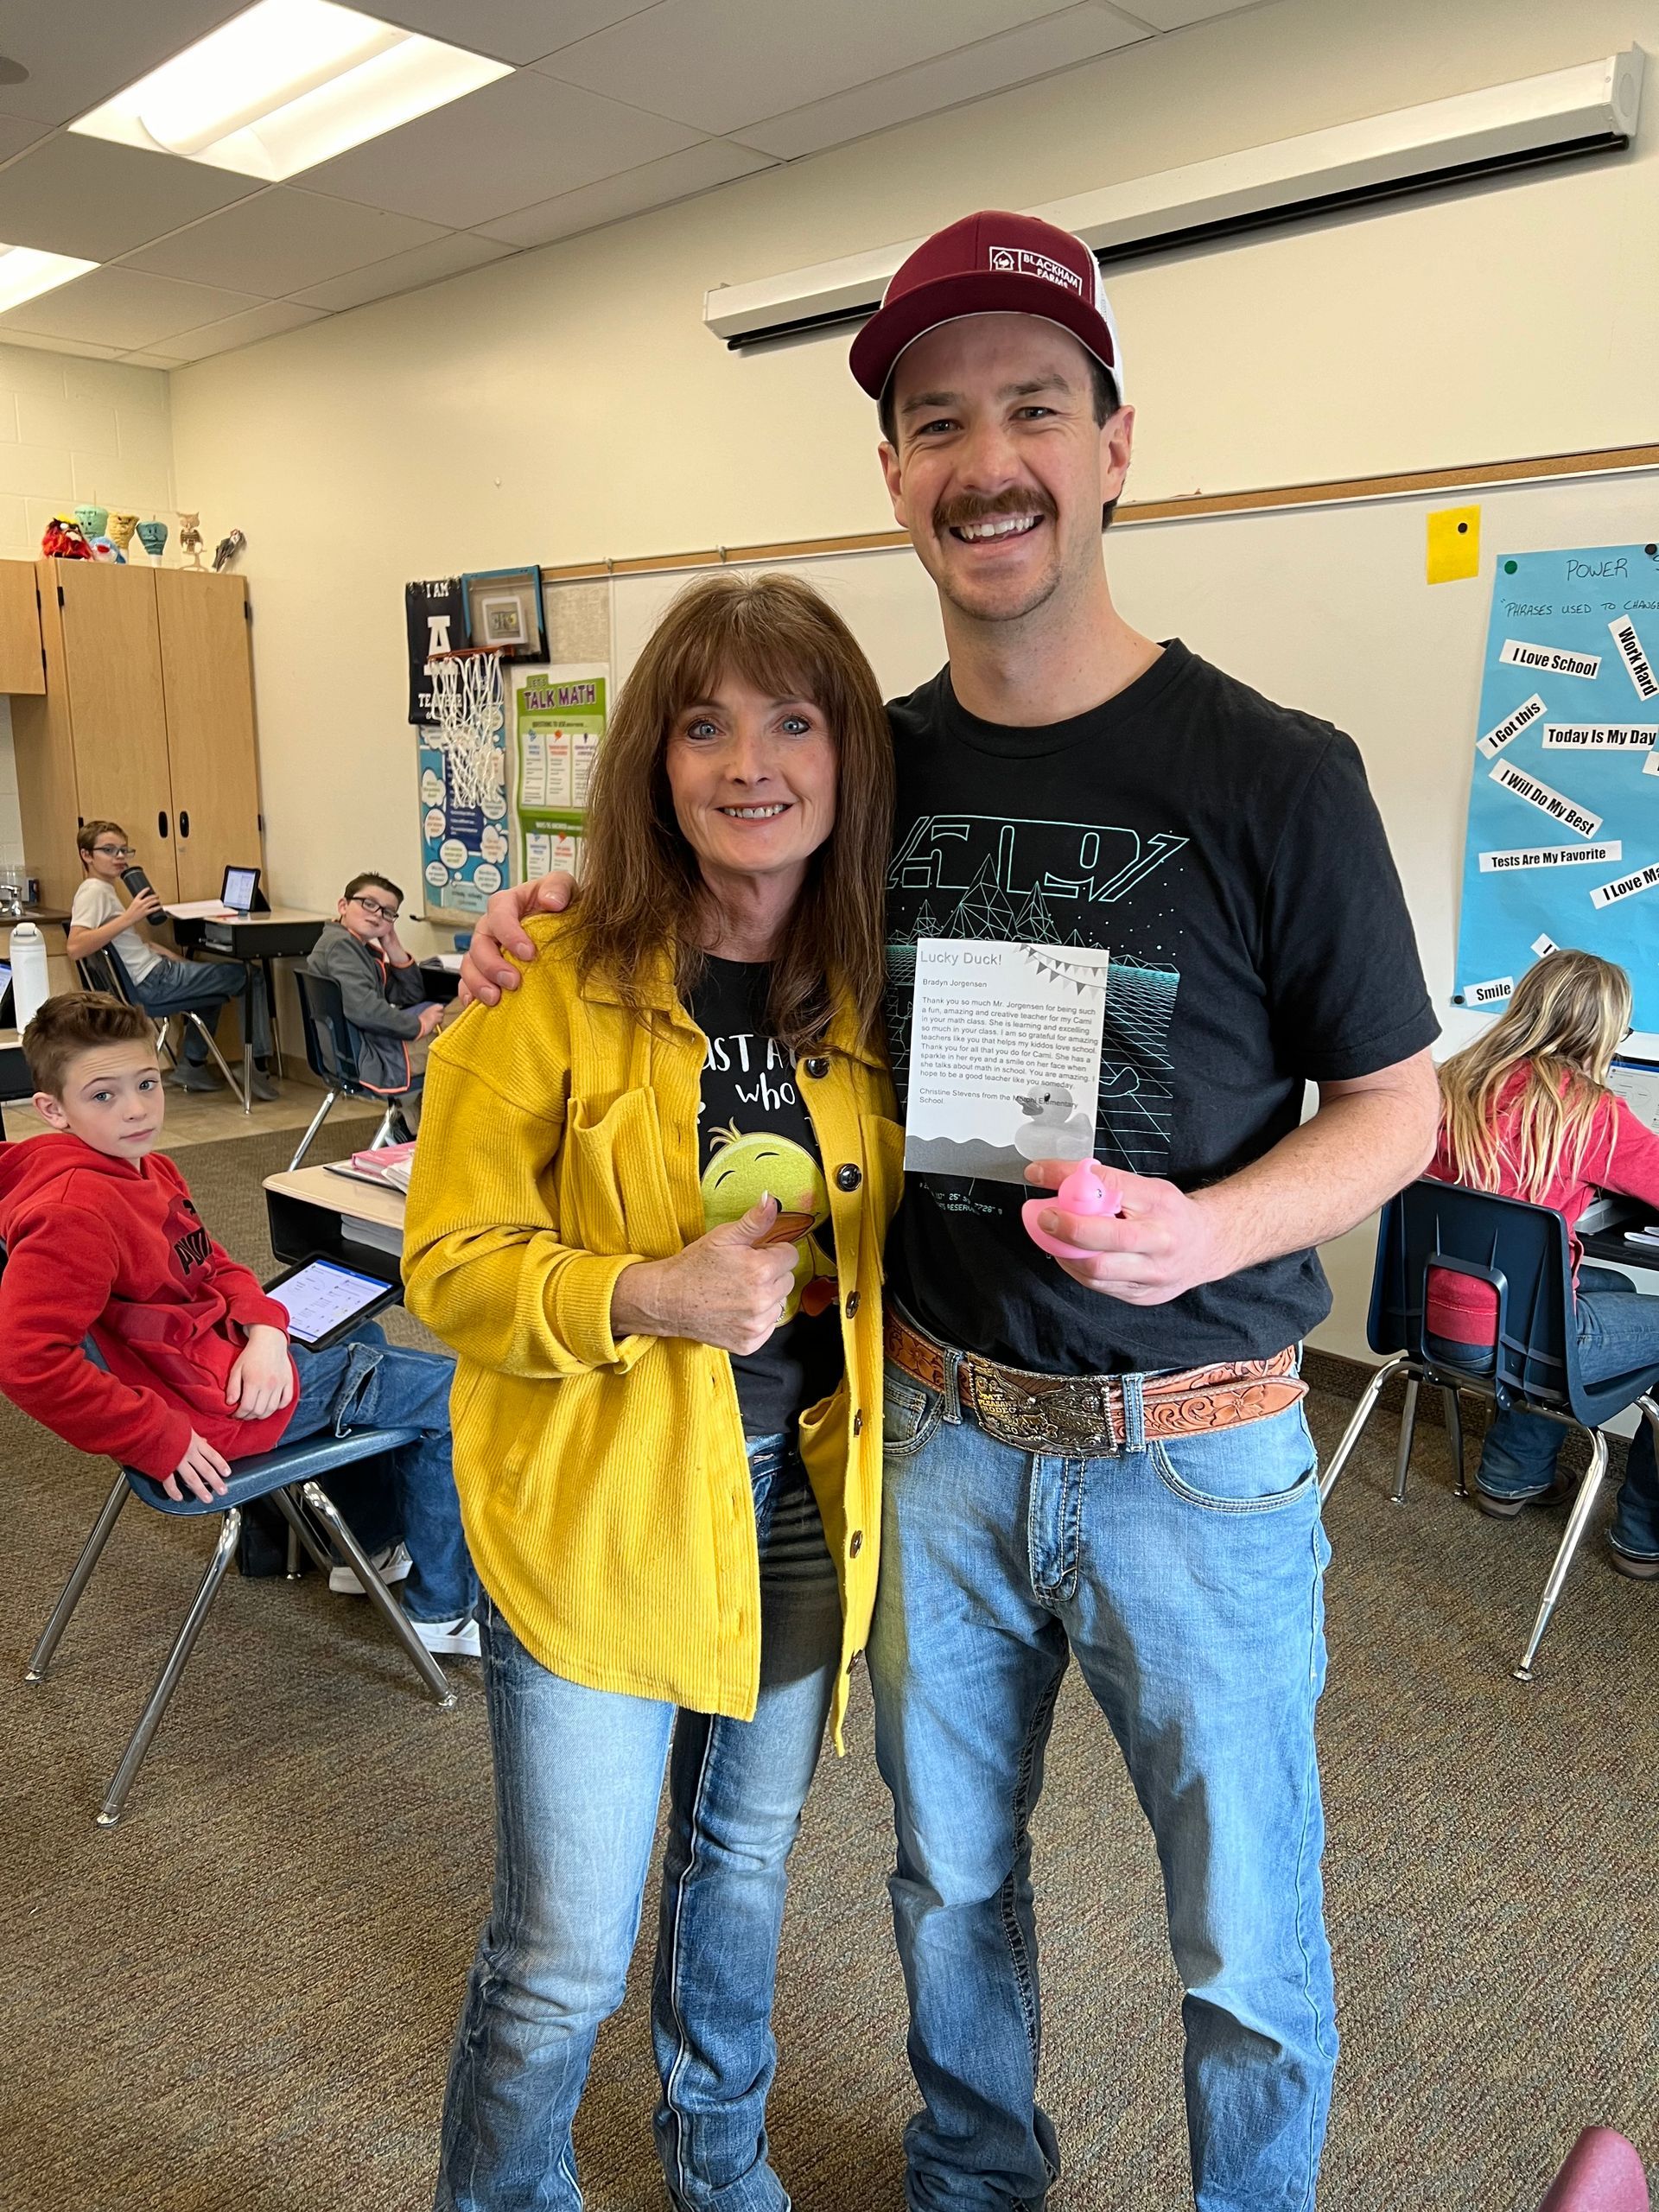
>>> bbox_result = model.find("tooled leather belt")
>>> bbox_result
[884,1310,1306,1454]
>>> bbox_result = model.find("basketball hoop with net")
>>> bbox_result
[423,643,509,815]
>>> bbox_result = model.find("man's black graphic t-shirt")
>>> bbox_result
[883,639,1439,1376]
[687,957,842,1445]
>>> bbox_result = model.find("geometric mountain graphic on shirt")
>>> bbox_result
[886,811,1185,1195]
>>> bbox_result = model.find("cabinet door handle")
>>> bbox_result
[158,810,168,839]
[179,810,190,839]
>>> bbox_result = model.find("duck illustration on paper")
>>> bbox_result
[700,1125,837,1319]
[1013,1082,1094,1161]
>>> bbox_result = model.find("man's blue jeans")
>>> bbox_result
[285,1320,475,1623]
[1444,1265,1659,1558]
[869,1360,1336,2212]
[434,1438,842,2212]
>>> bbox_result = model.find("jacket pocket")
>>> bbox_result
[560,1087,681,1258]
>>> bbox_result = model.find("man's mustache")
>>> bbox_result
[933,486,1059,535]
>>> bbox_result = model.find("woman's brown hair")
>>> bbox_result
[574,572,894,1054]
[1437,948,1632,1200]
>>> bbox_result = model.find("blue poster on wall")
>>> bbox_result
[1454,543,1659,1027]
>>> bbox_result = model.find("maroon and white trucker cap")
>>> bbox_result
[849,209,1122,405]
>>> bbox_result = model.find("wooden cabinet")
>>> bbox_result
[0,561,45,693]
[12,560,264,910]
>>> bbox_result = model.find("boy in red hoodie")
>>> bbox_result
[0,993,479,1654]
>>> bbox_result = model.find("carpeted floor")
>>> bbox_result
[2,1125,1656,2210]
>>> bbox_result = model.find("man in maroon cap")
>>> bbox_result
[462,211,1439,2211]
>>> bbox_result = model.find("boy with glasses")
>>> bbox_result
[306,873,444,1121]
[67,819,276,1101]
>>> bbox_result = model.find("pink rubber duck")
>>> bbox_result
[1022,1159,1122,1262]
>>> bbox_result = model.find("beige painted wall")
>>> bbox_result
[163,0,1659,1354]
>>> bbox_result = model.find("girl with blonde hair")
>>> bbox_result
[1427,947,1659,1563]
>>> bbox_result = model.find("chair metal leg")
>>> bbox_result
[186,1010,251,1113]
[369,1105,399,1149]
[25,1471,130,1682]
[289,1090,339,1170]
[1441,1385,1468,1497]
[271,1485,337,1578]
[1392,1376,1421,1504]
[299,1481,456,1709]
[1514,1430,1609,1682]
[1318,1351,1410,1504]
[96,1507,243,1827]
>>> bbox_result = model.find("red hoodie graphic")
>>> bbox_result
[0,1134,297,1478]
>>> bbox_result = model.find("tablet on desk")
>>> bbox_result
[220,865,262,914]
[264,1256,399,1350]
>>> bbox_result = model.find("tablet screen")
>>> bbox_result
[222,866,258,912]
[269,1259,391,1346]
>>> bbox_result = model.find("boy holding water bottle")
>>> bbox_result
[66,819,276,1100]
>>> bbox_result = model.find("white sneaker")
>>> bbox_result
[410,1611,480,1658]
[328,1541,412,1597]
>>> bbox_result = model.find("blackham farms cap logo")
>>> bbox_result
[988,245,1084,294]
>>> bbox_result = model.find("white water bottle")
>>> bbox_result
[10,921,48,1030]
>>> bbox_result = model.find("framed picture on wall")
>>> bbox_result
[462,565,548,662]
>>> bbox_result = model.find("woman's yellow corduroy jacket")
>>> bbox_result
[402,915,901,1747]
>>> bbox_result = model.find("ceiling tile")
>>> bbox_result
[477,137,773,248]
[0,133,257,263]
[0,266,264,349]
[1115,0,1254,22]
[301,67,703,228]
[162,300,327,363]
[289,229,512,311]
[0,3,250,127]
[121,188,453,297]
[366,3,658,66]
[534,0,1084,134]
[739,5,1148,160]
[0,112,49,163]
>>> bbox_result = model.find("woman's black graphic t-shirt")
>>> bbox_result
[687,957,842,1446]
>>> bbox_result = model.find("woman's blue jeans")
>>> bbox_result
[434,1437,841,2212]
[1450,1265,1659,1556]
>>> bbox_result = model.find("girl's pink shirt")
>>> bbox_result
[1426,1067,1659,1342]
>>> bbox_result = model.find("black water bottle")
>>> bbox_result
[121,864,154,901]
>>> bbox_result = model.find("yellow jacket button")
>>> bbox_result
[844,1290,861,1319]
[849,1529,864,1557]
[836,1163,861,1192]
[853,1408,864,1436]
[804,1057,830,1078]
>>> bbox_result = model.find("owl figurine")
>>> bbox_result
[178,512,205,571]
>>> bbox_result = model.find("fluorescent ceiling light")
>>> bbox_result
[0,244,99,314]
[70,0,511,181]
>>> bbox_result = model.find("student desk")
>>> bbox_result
[264,1163,406,1290]
[1579,1198,1659,1280]
[0,1027,31,1135]
[172,908,330,1107]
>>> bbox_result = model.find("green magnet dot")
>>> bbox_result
[1503,560,1518,574]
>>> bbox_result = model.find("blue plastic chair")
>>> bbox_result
[25,1427,457,1827]
[289,969,416,1169]
[1319,1179,1659,1680]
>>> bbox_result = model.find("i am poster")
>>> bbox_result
[1454,543,1659,1028]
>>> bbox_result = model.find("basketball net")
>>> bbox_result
[423,647,507,814]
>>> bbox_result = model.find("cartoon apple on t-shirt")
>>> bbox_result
[701,1127,836,1319]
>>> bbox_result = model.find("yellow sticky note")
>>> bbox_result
[1427,504,1481,583]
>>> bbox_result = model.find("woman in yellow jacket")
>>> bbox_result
[404,573,899,2212]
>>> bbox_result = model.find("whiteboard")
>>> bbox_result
[572,464,1659,1357]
